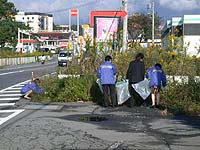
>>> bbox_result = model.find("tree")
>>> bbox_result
[0,0,17,20]
[0,18,16,47]
[0,0,28,49]
[128,13,162,42]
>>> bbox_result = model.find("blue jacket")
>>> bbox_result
[146,66,167,88]
[20,81,44,94]
[97,61,117,85]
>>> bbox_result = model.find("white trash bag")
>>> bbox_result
[96,79,103,93]
[116,80,131,105]
[132,79,151,100]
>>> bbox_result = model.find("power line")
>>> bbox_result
[44,0,104,14]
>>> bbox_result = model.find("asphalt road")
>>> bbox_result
[0,101,200,150]
[0,58,58,90]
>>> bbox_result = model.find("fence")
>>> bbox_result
[0,56,52,67]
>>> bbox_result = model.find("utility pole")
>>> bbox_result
[122,0,128,52]
[18,28,20,44]
[77,9,79,36]
[152,0,155,44]
[69,11,71,31]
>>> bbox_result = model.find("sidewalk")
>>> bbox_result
[0,101,200,150]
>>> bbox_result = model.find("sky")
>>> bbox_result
[8,0,200,25]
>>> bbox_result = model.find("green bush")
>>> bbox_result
[33,40,200,115]
[0,49,52,58]
[32,75,103,104]
[161,79,200,115]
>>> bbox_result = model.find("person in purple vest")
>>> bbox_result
[146,63,167,108]
[97,55,117,107]
[20,77,44,100]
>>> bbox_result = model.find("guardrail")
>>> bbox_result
[167,75,200,83]
[0,56,52,67]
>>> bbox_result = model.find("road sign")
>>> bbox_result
[70,9,78,17]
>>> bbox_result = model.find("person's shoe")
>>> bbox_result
[150,105,156,109]
[156,104,161,109]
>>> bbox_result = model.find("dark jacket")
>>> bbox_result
[126,60,145,84]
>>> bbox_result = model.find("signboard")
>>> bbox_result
[90,10,127,27]
[70,9,78,17]
[96,17,119,42]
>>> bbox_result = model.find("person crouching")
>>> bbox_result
[20,77,44,100]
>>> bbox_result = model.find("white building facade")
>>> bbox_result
[15,12,53,32]
[161,15,200,57]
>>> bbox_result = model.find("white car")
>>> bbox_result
[50,49,56,54]
[58,51,73,66]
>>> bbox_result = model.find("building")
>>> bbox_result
[15,11,53,32]
[16,31,73,53]
[161,15,200,57]
[16,39,40,53]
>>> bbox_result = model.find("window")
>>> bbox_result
[59,53,67,57]
[22,17,24,20]
[184,24,200,35]
[32,17,34,19]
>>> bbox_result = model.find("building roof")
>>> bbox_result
[22,12,53,17]
[29,31,72,35]
[20,39,38,43]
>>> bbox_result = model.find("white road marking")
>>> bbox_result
[0,80,32,126]
[0,103,15,107]
[0,97,20,101]
[0,94,22,97]
[0,90,20,93]
[0,80,30,92]
[0,70,25,76]
[0,109,25,125]
[7,87,22,90]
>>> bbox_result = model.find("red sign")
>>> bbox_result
[70,9,78,17]
[90,10,127,27]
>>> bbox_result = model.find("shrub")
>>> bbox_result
[0,49,52,59]
[33,39,200,115]
[161,79,200,115]
[32,75,103,104]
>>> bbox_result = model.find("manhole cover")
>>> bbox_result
[80,116,108,122]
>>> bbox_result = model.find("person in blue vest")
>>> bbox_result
[97,55,117,107]
[146,63,167,108]
[20,77,44,100]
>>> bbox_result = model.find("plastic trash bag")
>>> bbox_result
[132,79,151,100]
[96,79,131,105]
[116,80,131,105]
[96,79,103,93]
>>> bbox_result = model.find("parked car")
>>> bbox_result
[50,49,56,54]
[39,47,49,52]
[58,51,73,66]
